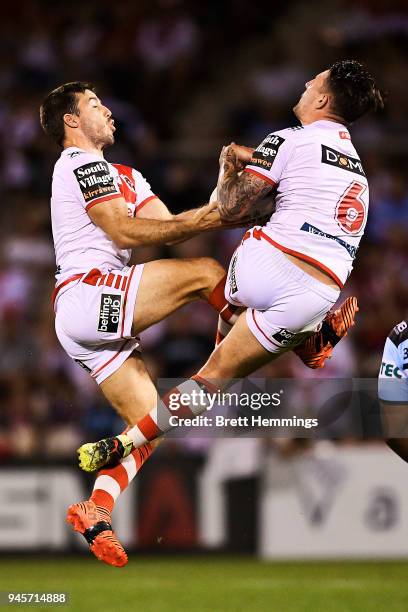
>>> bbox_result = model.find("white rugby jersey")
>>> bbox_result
[51,147,155,282]
[378,320,408,403]
[245,120,369,287]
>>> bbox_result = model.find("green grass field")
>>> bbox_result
[1,556,408,612]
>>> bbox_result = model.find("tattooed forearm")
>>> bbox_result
[217,170,273,220]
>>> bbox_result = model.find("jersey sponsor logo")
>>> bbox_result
[74,161,119,203]
[98,293,122,333]
[68,150,83,158]
[380,361,403,379]
[249,134,285,171]
[289,125,304,131]
[339,131,351,140]
[321,145,365,177]
[394,321,408,335]
[389,320,408,347]
[272,328,296,346]
[300,222,358,258]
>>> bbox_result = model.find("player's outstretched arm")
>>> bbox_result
[87,196,225,249]
[217,144,273,221]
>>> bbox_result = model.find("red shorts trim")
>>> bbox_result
[256,230,344,289]
[51,273,84,307]
[121,265,136,337]
[251,311,281,350]
[91,339,130,379]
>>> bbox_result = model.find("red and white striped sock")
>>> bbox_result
[215,302,241,345]
[124,375,218,448]
[90,442,153,513]
[207,274,241,345]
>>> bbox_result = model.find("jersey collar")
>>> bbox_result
[307,119,349,131]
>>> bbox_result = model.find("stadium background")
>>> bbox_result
[1,0,408,610]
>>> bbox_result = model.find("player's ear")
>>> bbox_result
[63,113,79,129]
[315,93,329,110]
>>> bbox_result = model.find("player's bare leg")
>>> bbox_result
[68,352,161,567]
[80,295,361,468]
[84,312,275,461]
[130,257,226,334]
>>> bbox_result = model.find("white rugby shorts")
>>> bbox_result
[225,228,340,354]
[54,265,144,384]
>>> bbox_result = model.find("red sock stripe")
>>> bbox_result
[191,374,219,394]
[208,275,228,313]
[98,463,129,491]
[137,414,161,440]
[161,388,196,419]
[220,303,239,323]
[215,330,225,345]
[90,489,114,513]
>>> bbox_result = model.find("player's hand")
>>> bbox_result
[219,142,255,177]
[177,202,223,231]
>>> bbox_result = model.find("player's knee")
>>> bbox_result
[198,257,225,287]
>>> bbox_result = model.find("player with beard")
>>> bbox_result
[74,60,382,565]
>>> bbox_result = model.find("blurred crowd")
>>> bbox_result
[0,0,407,459]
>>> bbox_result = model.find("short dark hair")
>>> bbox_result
[326,60,384,124]
[40,81,96,146]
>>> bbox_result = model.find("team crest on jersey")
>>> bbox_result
[120,174,136,193]
[98,293,122,333]
[249,135,285,171]
[74,161,119,204]
[321,145,365,177]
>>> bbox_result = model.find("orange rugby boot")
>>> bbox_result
[66,500,128,567]
[294,296,359,369]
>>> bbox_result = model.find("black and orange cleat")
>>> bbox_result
[294,296,359,369]
[66,500,128,567]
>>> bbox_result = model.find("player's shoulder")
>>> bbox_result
[388,320,408,348]
[263,126,304,143]
[55,148,109,171]
[110,162,147,184]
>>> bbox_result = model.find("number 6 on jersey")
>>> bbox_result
[335,181,367,235]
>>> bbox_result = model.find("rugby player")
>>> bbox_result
[80,61,383,563]
[378,320,408,461]
[40,79,359,567]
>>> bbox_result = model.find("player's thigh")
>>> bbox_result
[198,311,273,384]
[132,257,225,334]
[99,352,157,425]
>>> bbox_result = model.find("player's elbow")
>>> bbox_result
[109,221,140,249]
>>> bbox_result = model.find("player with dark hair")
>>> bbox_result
[76,60,383,564]
[40,80,354,567]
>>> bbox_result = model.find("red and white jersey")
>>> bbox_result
[51,147,155,282]
[245,120,368,287]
